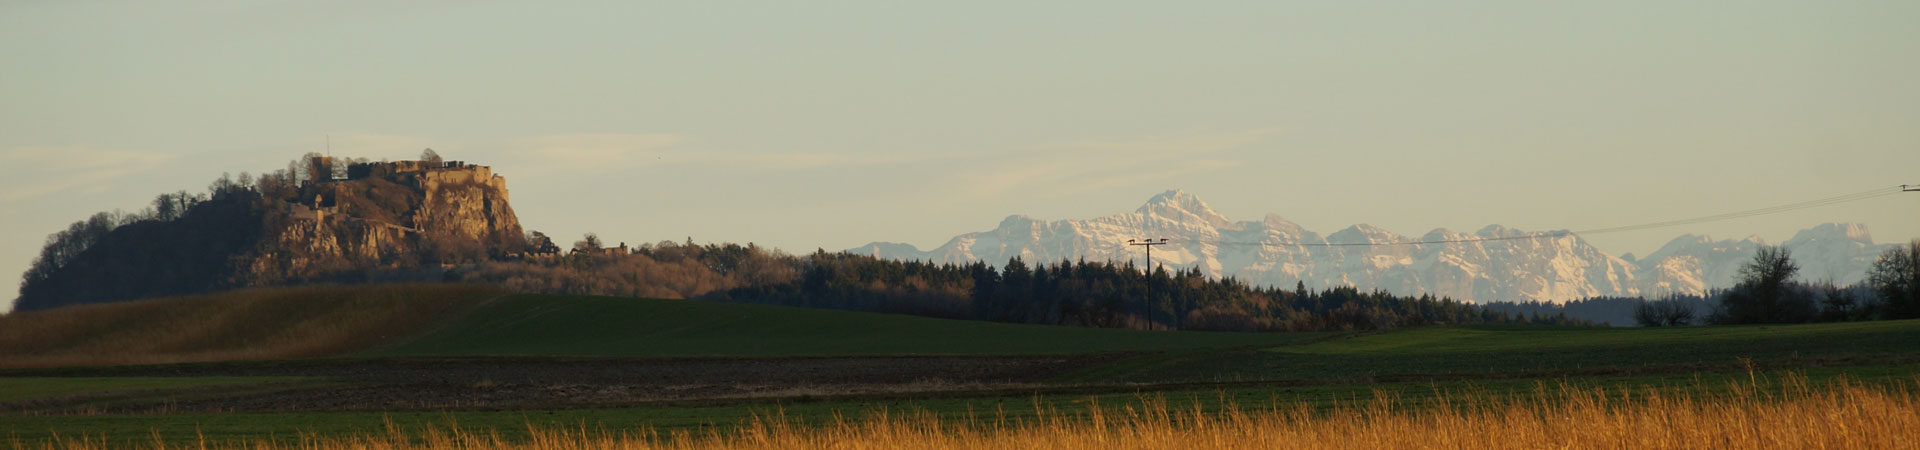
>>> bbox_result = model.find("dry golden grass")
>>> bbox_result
[0,284,498,368]
[17,374,1919,450]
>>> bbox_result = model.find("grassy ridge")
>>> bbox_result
[368,294,1332,358]
[0,285,496,368]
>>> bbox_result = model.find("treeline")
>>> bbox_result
[16,175,268,310]
[456,238,1595,332]
[1486,242,1920,327]
[1703,244,1919,325]
[1486,295,1717,327]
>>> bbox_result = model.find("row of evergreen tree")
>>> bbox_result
[485,240,1596,332]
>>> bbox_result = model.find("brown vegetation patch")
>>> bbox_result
[0,284,496,368]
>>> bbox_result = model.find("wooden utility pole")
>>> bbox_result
[1129,238,1168,331]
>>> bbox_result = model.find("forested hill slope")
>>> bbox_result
[13,154,525,312]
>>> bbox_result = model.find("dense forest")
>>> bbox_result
[457,239,1592,331]
[16,176,270,309]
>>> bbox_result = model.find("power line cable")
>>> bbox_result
[1174,185,1909,248]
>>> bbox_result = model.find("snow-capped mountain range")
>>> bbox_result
[849,190,1901,304]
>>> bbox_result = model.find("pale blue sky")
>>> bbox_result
[4,1,1918,311]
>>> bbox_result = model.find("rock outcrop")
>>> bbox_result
[242,160,524,285]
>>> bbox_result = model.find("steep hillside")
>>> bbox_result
[851,190,1897,303]
[13,157,526,312]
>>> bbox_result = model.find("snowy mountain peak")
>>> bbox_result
[1136,189,1232,227]
[1646,234,1714,258]
[1422,228,1469,241]
[849,190,1902,304]
[1329,224,1402,244]
[1476,224,1527,238]
[1780,223,1890,286]
[1787,223,1873,245]
[1141,189,1201,206]
[1261,213,1307,234]
[999,214,1043,228]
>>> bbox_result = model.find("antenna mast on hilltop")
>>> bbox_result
[1128,238,1169,331]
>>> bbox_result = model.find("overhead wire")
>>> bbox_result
[1168,185,1910,248]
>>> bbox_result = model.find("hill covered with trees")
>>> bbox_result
[14,151,524,312]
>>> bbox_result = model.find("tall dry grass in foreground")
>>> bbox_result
[24,375,1920,450]
[0,284,496,368]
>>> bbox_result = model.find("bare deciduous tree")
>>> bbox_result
[1717,246,1814,324]
[1634,297,1695,327]
[574,232,603,253]
[1871,240,1920,319]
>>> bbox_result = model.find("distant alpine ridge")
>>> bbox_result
[850,190,1898,304]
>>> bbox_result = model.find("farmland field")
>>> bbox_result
[0,377,306,403]
[1131,320,1920,383]
[3,286,1918,448]
[367,293,1335,357]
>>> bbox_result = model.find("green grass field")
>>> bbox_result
[1283,320,1920,354]
[1125,321,1920,383]
[365,294,1332,357]
[5,287,1920,448]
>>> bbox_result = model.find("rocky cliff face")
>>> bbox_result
[850,190,1898,304]
[242,219,419,285]
[241,163,524,284]
[412,164,520,242]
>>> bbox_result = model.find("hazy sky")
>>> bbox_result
[4,1,1918,311]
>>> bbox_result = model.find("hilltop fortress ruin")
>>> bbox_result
[244,154,527,285]
[284,156,514,231]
